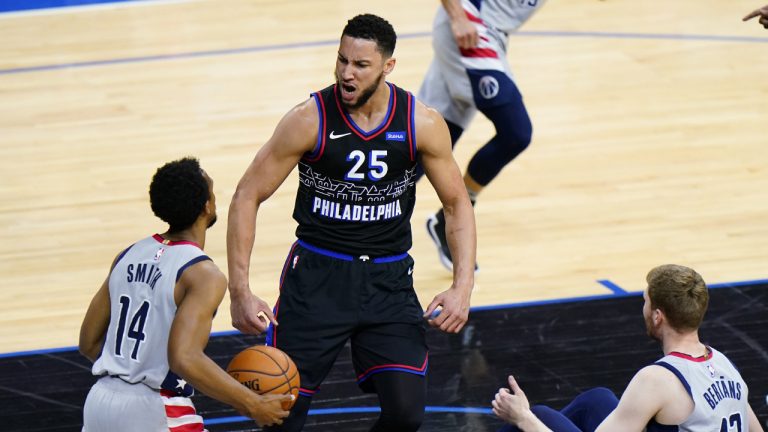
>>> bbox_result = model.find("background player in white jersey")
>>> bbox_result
[419,0,546,270]
[79,157,289,432]
[492,264,765,432]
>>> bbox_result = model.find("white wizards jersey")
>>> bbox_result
[473,0,546,34]
[651,347,750,432]
[91,235,209,396]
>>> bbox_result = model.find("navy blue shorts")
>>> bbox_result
[266,240,428,397]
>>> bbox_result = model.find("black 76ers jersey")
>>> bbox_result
[293,83,418,256]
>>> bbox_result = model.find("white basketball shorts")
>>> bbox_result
[419,0,516,129]
[82,376,207,432]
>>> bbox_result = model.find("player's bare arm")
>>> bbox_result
[747,404,765,431]
[441,0,479,48]
[79,253,123,361]
[227,99,319,335]
[417,102,476,333]
[596,365,685,432]
[79,276,111,362]
[168,260,290,426]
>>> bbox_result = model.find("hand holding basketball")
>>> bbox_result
[227,345,300,410]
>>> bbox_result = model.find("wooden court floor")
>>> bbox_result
[1,0,767,354]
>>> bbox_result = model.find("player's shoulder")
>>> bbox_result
[412,98,445,129]
[285,97,320,126]
[636,363,683,388]
[180,256,226,287]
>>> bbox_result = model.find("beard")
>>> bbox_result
[336,71,384,109]
[207,214,217,228]
[645,314,660,342]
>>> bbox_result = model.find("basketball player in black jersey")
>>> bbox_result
[227,14,477,432]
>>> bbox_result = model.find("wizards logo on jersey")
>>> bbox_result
[385,131,406,142]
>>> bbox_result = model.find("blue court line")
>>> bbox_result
[597,279,628,295]
[0,0,132,13]
[204,406,494,425]
[709,278,768,289]
[0,346,79,359]
[1,30,766,76]
[1,276,766,359]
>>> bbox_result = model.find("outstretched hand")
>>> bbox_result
[492,375,532,425]
[229,289,277,335]
[743,5,768,28]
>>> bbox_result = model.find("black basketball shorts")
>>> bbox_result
[266,240,428,396]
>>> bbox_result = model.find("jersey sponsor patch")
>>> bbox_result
[385,131,406,141]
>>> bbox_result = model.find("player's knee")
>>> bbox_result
[485,100,533,159]
[497,116,532,156]
[530,404,559,419]
[580,387,618,405]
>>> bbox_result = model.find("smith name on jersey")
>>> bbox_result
[293,83,418,256]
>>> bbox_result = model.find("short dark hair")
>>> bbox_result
[647,264,709,331]
[342,14,397,57]
[149,157,209,232]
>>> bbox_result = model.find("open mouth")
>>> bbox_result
[340,83,356,99]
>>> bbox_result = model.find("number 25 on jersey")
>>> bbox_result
[345,150,388,181]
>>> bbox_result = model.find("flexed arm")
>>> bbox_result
[169,261,291,426]
[227,100,318,334]
[417,102,476,333]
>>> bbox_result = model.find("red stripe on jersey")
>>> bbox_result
[305,92,327,162]
[165,405,197,417]
[464,10,483,24]
[669,349,713,362]
[406,92,415,161]
[333,83,397,141]
[152,234,201,248]
[169,422,205,432]
[459,47,498,58]
[357,353,429,379]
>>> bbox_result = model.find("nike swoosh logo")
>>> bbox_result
[407,267,413,275]
[329,131,352,139]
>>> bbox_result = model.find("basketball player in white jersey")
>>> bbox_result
[492,264,764,432]
[79,157,290,431]
[419,0,546,271]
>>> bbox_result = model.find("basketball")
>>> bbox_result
[226,345,300,409]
